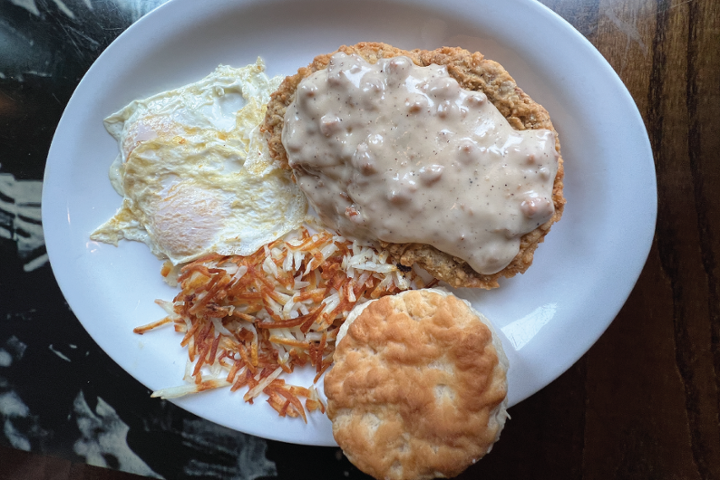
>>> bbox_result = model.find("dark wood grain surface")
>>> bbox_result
[2,0,718,478]
[531,0,719,477]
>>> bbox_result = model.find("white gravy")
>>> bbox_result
[282,53,559,274]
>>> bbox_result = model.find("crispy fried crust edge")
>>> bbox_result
[261,42,566,289]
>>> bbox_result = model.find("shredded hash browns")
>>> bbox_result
[134,227,428,421]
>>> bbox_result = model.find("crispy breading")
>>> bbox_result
[262,42,565,289]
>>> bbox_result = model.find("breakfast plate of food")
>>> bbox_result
[42,0,656,472]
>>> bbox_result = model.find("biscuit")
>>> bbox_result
[262,42,565,289]
[325,288,509,480]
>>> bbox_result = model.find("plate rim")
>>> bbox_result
[42,0,657,446]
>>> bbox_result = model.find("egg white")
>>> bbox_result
[91,60,307,264]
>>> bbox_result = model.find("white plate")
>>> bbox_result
[42,0,656,446]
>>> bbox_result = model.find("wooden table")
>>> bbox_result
[505,1,719,478]
[1,0,717,478]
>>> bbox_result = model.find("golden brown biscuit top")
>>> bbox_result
[325,289,508,480]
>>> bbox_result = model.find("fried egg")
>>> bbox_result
[91,60,307,265]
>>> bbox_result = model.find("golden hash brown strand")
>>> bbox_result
[262,42,565,289]
[325,290,508,480]
[141,227,427,420]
